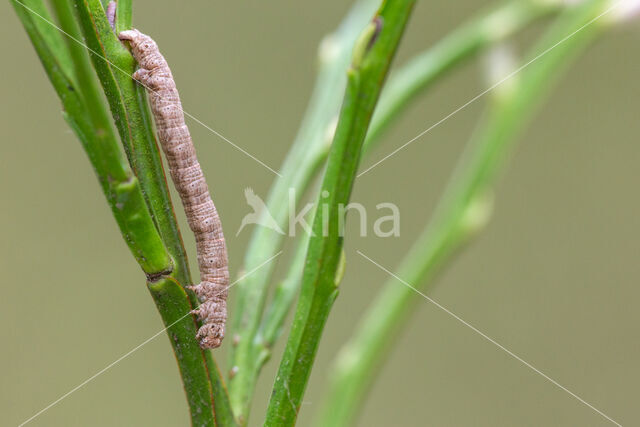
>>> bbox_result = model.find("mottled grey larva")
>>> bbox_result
[119,29,229,349]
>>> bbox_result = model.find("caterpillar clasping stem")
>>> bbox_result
[119,28,230,349]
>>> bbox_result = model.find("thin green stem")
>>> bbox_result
[247,0,561,397]
[105,0,197,303]
[204,351,237,427]
[12,0,171,275]
[315,1,610,425]
[260,232,310,351]
[49,0,116,159]
[15,1,236,425]
[74,0,192,284]
[74,1,238,425]
[365,0,561,148]
[229,2,557,419]
[265,2,416,425]
[242,231,312,379]
[25,0,76,83]
[114,0,131,34]
[227,0,380,421]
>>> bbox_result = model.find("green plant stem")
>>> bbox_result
[265,2,415,425]
[230,0,547,416]
[259,232,310,352]
[254,0,562,365]
[114,0,131,34]
[204,353,237,427]
[237,230,312,378]
[16,1,236,425]
[315,1,610,425]
[73,0,192,286]
[24,0,76,83]
[227,0,380,420]
[12,0,171,275]
[223,4,566,414]
[50,0,118,164]
[74,2,237,425]
[231,1,557,419]
[56,0,204,303]
[365,0,561,147]
[107,0,197,304]
[148,278,218,427]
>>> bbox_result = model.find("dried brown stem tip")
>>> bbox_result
[119,29,229,349]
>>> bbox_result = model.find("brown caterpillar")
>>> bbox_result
[119,29,229,349]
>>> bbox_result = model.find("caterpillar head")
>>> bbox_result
[119,29,166,71]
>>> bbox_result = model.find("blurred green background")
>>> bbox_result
[1,1,639,426]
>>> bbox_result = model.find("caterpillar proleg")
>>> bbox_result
[119,29,229,349]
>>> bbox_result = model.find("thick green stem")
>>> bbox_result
[147,278,218,427]
[316,1,611,425]
[265,2,416,425]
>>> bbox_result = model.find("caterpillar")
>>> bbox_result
[119,29,229,349]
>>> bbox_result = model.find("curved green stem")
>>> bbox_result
[227,0,380,421]
[365,0,561,148]
[265,2,416,425]
[315,1,611,425]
